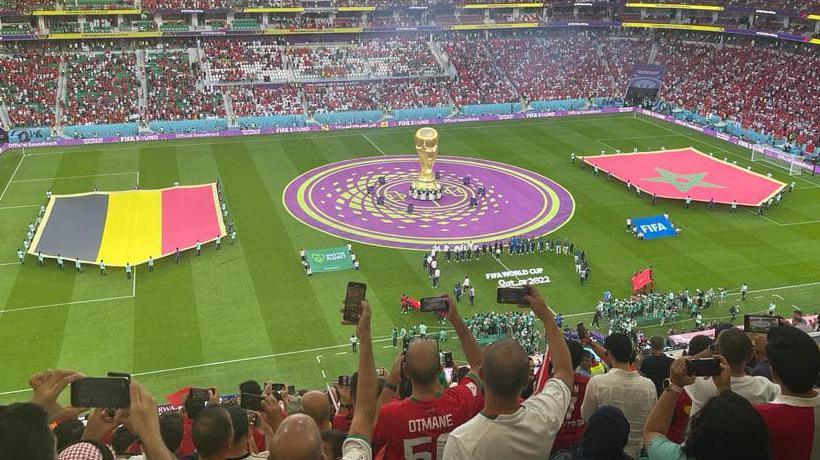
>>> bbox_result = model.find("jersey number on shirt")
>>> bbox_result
[402,434,448,460]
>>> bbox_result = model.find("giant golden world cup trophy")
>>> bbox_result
[410,127,442,201]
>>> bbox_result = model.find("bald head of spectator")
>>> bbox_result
[301,391,332,432]
[192,406,233,460]
[481,339,529,400]
[405,339,442,387]
[270,413,326,460]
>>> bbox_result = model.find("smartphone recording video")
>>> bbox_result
[443,351,454,369]
[343,282,367,323]
[497,287,528,305]
[189,388,214,402]
[744,314,778,334]
[685,358,721,377]
[70,377,130,409]
[240,393,264,411]
[419,296,449,313]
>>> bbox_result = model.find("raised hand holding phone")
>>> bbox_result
[28,369,86,421]
[342,281,367,324]
[522,285,552,322]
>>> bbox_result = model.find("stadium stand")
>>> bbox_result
[656,38,820,143]
[145,49,226,122]
[229,84,303,117]
[0,45,59,128]
[200,40,288,83]
[0,29,816,151]
[442,36,518,106]
[62,51,140,126]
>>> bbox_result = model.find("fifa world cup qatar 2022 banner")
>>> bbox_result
[485,267,551,287]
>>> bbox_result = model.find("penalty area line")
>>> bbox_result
[0,204,41,211]
[362,134,387,156]
[0,270,137,313]
[0,151,26,203]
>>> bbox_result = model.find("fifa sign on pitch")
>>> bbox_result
[631,215,678,240]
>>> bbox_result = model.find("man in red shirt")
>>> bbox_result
[551,340,590,451]
[755,325,820,460]
[373,294,483,459]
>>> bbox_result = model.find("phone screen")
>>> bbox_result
[744,314,778,334]
[686,358,721,377]
[240,393,264,411]
[343,282,366,323]
[497,287,528,305]
[189,388,212,402]
[70,377,130,408]
[419,296,449,313]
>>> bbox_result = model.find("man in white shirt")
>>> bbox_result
[580,333,657,458]
[686,327,779,415]
[443,285,573,460]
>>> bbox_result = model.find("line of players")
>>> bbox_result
[421,236,591,287]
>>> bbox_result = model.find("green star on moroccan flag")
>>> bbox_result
[642,167,726,193]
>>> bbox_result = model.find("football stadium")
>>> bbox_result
[0,0,819,458]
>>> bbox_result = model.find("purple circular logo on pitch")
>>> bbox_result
[283,155,574,250]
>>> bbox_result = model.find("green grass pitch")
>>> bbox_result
[1,113,819,403]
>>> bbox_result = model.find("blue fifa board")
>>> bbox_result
[632,215,677,240]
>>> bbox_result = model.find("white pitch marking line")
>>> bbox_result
[743,207,783,226]
[0,151,25,202]
[11,171,139,183]
[0,204,41,211]
[362,134,387,156]
[0,294,134,314]
[0,270,137,313]
[0,336,395,395]
[593,139,619,152]
[315,355,322,364]
[335,351,348,355]
[773,294,784,300]
[321,370,327,379]
[0,261,21,266]
[780,219,820,227]
[382,345,394,348]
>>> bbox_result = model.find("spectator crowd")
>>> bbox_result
[2,285,818,460]
[0,31,817,152]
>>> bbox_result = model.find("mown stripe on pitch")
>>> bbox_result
[179,145,275,362]
[0,150,103,386]
[131,144,205,373]
[212,140,337,354]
